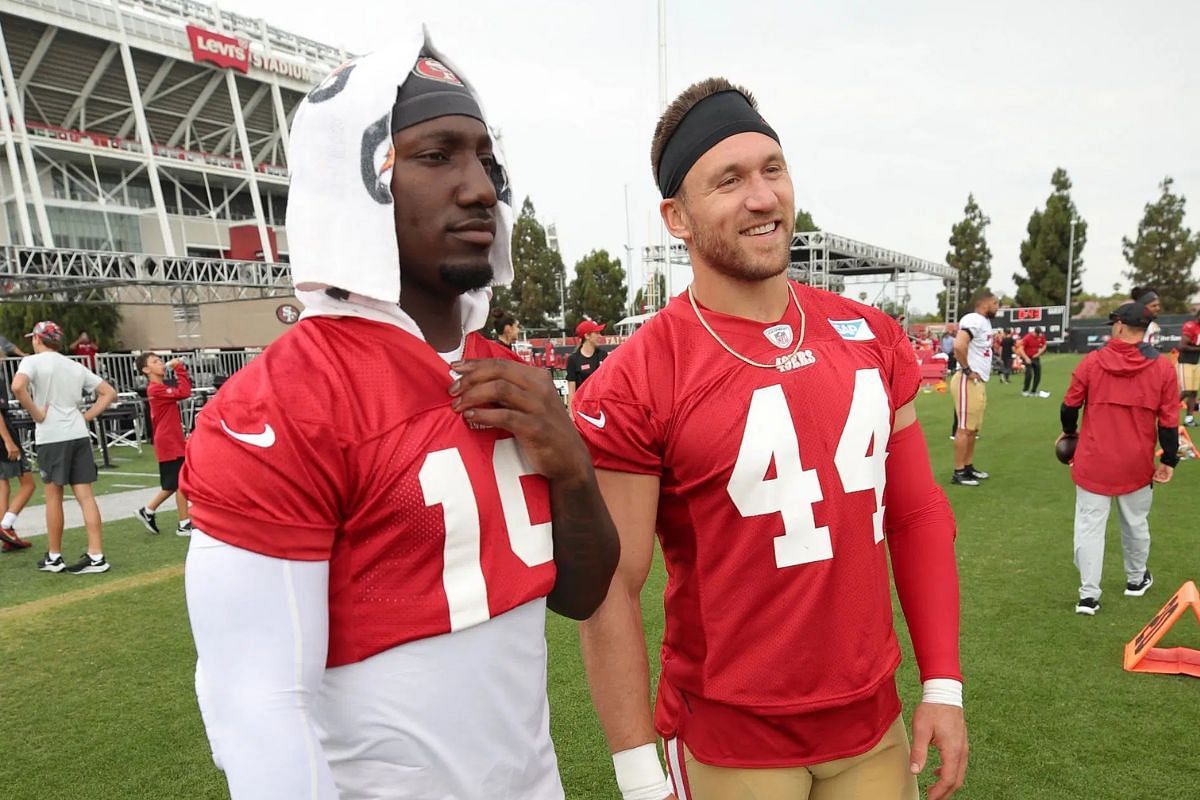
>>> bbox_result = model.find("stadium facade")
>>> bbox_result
[0,0,339,347]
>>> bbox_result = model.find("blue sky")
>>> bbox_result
[229,0,1200,314]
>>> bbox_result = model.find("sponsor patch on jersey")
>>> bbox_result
[828,318,876,341]
[763,324,794,348]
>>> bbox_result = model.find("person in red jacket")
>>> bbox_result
[135,353,192,536]
[1059,302,1179,616]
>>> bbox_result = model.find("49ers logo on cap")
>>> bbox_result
[413,57,463,86]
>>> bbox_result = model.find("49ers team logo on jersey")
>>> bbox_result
[763,324,794,348]
[413,57,464,85]
[775,349,817,373]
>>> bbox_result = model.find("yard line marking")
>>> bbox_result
[0,564,184,623]
[98,471,161,478]
[112,483,153,488]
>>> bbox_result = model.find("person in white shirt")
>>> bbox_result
[1131,286,1162,346]
[10,321,117,574]
[951,290,999,486]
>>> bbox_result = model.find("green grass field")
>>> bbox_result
[1,353,1197,799]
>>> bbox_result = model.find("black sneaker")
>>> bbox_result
[37,553,66,573]
[951,469,979,486]
[137,506,159,534]
[965,464,990,480]
[176,521,193,537]
[1125,571,1153,597]
[65,553,111,574]
[1075,597,1100,615]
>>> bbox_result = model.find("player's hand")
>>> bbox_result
[449,358,591,483]
[4,440,19,460]
[910,702,967,800]
[1153,463,1174,484]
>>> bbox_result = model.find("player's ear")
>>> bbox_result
[660,198,691,242]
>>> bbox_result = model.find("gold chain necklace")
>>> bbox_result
[687,281,807,369]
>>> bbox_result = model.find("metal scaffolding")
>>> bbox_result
[637,231,960,323]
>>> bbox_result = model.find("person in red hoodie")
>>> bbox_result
[1059,302,1179,616]
[135,353,192,536]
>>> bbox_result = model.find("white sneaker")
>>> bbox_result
[1038,391,1051,398]
[1022,391,1032,397]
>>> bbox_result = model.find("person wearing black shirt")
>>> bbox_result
[491,309,520,350]
[566,319,607,410]
[999,328,1016,384]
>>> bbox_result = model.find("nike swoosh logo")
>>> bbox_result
[577,410,606,429]
[219,419,276,448]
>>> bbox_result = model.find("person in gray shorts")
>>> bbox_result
[0,397,35,550]
[11,320,117,574]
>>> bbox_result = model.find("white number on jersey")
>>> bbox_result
[727,368,892,568]
[419,441,554,631]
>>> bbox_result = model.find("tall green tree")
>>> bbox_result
[794,208,819,232]
[492,197,565,332]
[1013,168,1087,308]
[0,298,122,351]
[938,193,992,319]
[566,249,627,331]
[1121,176,1200,312]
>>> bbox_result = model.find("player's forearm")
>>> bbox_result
[579,587,658,752]
[884,422,962,683]
[186,533,339,799]
[546,469,621,620]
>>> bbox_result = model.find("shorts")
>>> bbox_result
[0,451,29,479]
[37,437,98,486]
[159,457,185,491]
[1179,363,1200,393]
[950,372,987,431]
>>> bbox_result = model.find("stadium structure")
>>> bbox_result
[0,0,341,347]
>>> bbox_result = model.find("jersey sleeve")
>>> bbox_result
[1158,363,1182,428]
[887,330,921,409]
[572,352,667,476]
[1063,358,1089,408]
[181,360,348,561]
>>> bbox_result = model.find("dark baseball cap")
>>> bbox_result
[1107,301,1153,329]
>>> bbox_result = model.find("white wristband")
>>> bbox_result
[612,743,673,800]
[922,678,963,708]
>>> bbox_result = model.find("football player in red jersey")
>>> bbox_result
[574,79,966,800]
[181,38,618,800]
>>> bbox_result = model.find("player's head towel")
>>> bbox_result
[287,27,513,336]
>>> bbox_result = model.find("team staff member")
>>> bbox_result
[1178,309,1199,425]
[952,291,998,486]
[575,78,965,800]
[181,41,618,800]
[1059,302,1179,615]
[0,389,34,550]
[1020,327,1049,397]
[135,353,193,536]
[565,318,607,410]
[999,328,1016,384]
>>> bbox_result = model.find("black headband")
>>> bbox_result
[656,90,779,198]
[1136,290,1159,305]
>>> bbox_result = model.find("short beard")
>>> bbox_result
[687,212,790,283]
[438,261,494,294]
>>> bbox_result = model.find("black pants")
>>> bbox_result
[1023,357,1042,392]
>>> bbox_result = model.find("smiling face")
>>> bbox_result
[661,132,794,283]
[390,115,499,299]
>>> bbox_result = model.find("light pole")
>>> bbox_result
[1064,217,1078,341]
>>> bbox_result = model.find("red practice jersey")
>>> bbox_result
[147,363,191,462]
[182,318,556,667]
[573,283,922,766]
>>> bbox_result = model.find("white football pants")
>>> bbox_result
[1073,484,1152,601]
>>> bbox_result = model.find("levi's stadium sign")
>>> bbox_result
[186,25,312,82]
